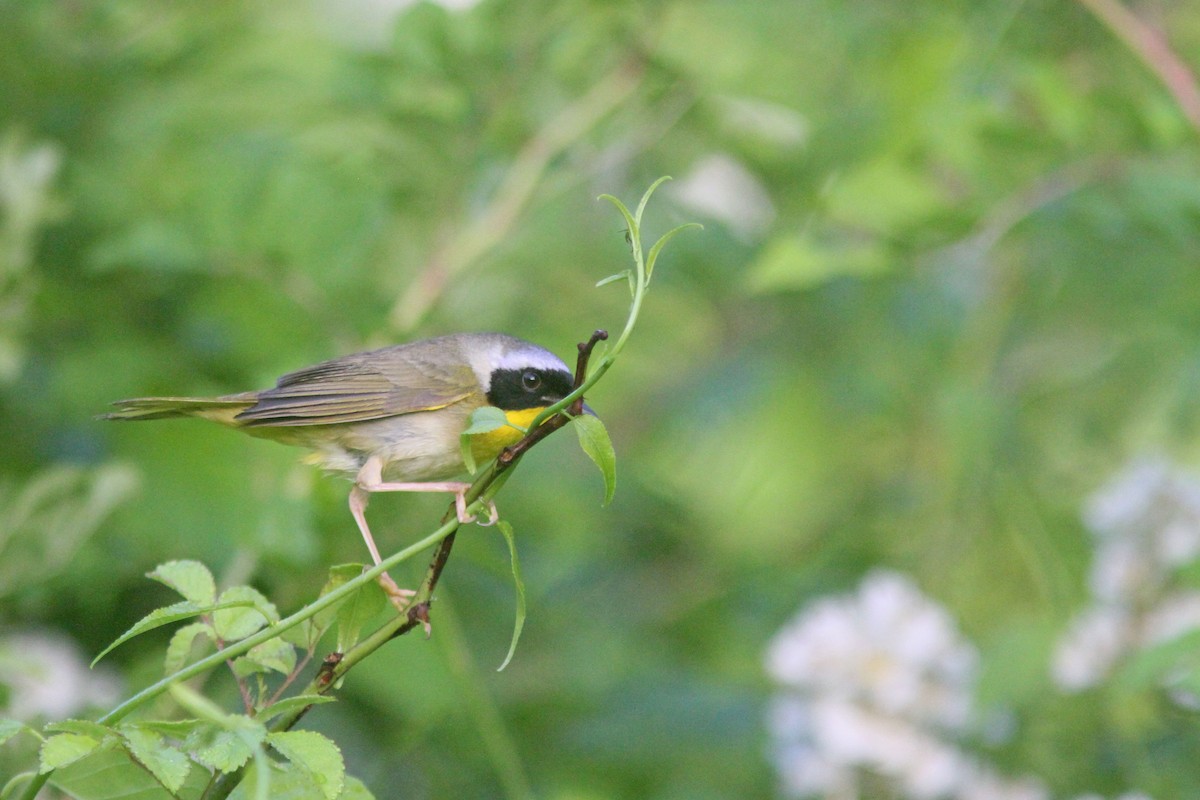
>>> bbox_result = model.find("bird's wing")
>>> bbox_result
[233,347,475,427]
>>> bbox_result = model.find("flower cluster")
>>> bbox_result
[765,571,1045,800]
[1052,458,1200,695]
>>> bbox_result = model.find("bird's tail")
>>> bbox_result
[100,396,255,425]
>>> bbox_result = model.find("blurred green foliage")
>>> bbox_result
[3,0,1200,797]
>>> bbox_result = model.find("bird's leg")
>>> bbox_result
[353,456,496,525]
[348,482,415,613]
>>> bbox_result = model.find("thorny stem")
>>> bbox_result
[198,329,607,800]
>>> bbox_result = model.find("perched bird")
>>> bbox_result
[102,333,577,607]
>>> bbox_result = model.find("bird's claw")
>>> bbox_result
[455,494,500,526]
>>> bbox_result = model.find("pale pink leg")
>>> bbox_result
[348,457,497,613]
[349,483,415,612]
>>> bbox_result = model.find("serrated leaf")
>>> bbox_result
[573,414,616,505]
[213,586,278,642]
[148,560,216,606]
[46,720,113,739]
[0,717,26,746]
[231,761,375,800]
[51,743,213,799]
[495,520,527,672]
[92,599,257,666]
[165,620,214,675]
[119,725,192,793]
[233,637,296,678]
[646,222,702,280]
[133,719,205,739]
[40,733,101,772]
[258,695,336,725]
[185,720,265,774]
[267,730,345,800]
[336,575,387,652]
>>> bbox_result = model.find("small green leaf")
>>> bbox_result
[0,718,26,746]
[336,574,387,652]
[460,431,477,476]
[39,733,101,772]
[165,620,214,675]
[495,520,527,672]
[595,270,632,288]
[45,720,112,739]
[267,730,345,800]
[183,717,266,775]
[118,725,192,793]
[462,405,511,435]
[257,695,336,724]
[573,414,617,505]
[646,222,702,280]
[133,719,205,739]
[213,586,278,642]
[233,637,297,678]
[148,560,216,606]
[635,175,673,227]
[599,193,639,252]
[92,599,257,666]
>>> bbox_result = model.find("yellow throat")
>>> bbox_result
[469,406,545,463]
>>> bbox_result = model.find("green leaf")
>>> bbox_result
[267,730,345,800]
[634,175,673,227]
[0,718,26,746]
[233,637,297,678]
[495,520,527,672]
[336,573,387,652]
[148,560,216,606]
[118,725,192,794]
[257,695,336,725]
[92,599,257,666]
[213,586,279,642]
[186,721,265,774]
[573,414,617,505]
[462,405,511,435]
[50,743,212,799]
[165,621,214,675]
[599,194,639,254]
[646,222,702,280]
[45,721,113,740]
[231,762,375,800]
[40,733,102,773]
[459,431,477,476]
[595,270,632,288]
[282,564,363,650]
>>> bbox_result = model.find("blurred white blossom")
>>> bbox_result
[1053,457,1200,693]
[670,153,776,240]
[0,630,121,721]
[766,570,1045,800]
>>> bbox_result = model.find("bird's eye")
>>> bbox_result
[521,371,542,391]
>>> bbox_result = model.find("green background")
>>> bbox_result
[3,0,1200,797]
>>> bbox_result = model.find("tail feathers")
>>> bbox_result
[100,396,254,424]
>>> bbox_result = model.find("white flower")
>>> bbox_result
[1051,606,1131,691]
[670,154,776,240]
[767,570,977,732]
[0,630,121,721]
[767,571,1043,799]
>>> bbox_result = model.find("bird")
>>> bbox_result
[102,333,578,608]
